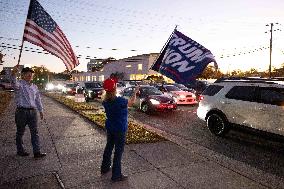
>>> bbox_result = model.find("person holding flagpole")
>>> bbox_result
[100,78,139,182]
[11,65,46,158]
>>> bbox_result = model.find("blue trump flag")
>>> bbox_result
[151,29,217,84]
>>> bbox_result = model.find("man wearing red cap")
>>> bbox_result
[100,78,138,182]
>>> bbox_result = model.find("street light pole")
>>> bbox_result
[266,23,281,78]
[268,23,273,78]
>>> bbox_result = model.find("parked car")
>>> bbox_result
[62,83,78,95]
[186,80,209,94]
[172,83,196,93]
[116,82,127,96]
[157,85,198,105]
[121,85,177,114]
[197,77,284,138]
[81,82,103,102]
[0,79,14,91]
[45,82,64,92]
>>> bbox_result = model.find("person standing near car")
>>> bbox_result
[11,65,46,158]
[100,78,138,182]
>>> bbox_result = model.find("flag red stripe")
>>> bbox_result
[24,21,74,64]
[56,27,79,66]
[23,30,73,70]
[23,35,73,70]
[23,19,79,71]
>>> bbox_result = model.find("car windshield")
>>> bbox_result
[117,83,125,87]
[85,82,102,88]
[175,84,186,88]
[165,85,180,91]
[141,87,163,95]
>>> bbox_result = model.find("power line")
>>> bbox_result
[0,41,271,61]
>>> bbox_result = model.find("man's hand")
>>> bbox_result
[133,86,140,95]
[39,112,44,120]
[12,65,19,76]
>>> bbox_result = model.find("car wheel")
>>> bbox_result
[141,103,150,114]
[207,113,229,136]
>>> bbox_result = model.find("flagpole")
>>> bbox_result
[17,0,32,66]
[17,40,24,66]
[149,25,178,70]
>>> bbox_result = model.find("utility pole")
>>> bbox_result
[265,23,281,78]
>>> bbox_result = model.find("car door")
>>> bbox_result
[254,87,284,136]
[222,85,259,128]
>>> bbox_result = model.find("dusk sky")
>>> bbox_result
[0,0,284,73]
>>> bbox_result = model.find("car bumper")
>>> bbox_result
[175,98,198,105]
[152,103,177,111]
[86,92,102,99]
[196,106,207,121]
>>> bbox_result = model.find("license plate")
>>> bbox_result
[168,105,173,109]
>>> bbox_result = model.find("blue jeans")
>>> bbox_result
[15,109,41,154]
[101,131,126,179]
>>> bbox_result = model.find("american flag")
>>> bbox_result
[23,0,79,71]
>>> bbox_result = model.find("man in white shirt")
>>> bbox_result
[11,66,46,158]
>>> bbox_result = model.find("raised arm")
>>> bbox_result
[127,87,139,107]
[10,65,20,89]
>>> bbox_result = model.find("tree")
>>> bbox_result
[198,65,223,79]
[273,64,284,77]
[145,75,164,83]
[31,66,50,89]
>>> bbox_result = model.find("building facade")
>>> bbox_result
[72,53,170,82]
[86,59,104,72]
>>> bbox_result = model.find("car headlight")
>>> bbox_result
[57,84,63,90]
[179,95,186,98]
[149,99,160,105]
[46,83,54,90]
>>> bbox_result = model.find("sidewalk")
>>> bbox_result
[0,95,283,189]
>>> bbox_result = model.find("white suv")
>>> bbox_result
[197,78,284,137]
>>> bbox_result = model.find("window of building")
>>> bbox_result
[99,75,104,81]
[86,76,91,81]
[126,65,132,68]
[138,64,142,71]
[92,76,96,81]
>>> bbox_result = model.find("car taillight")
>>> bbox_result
[199,95,204,101]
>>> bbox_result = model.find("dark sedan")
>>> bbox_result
[121,85,177,114]
[82,82,103,102]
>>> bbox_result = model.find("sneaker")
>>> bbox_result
[34,152,46,158]
[111,175,128,182]
[17,151,29,156]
